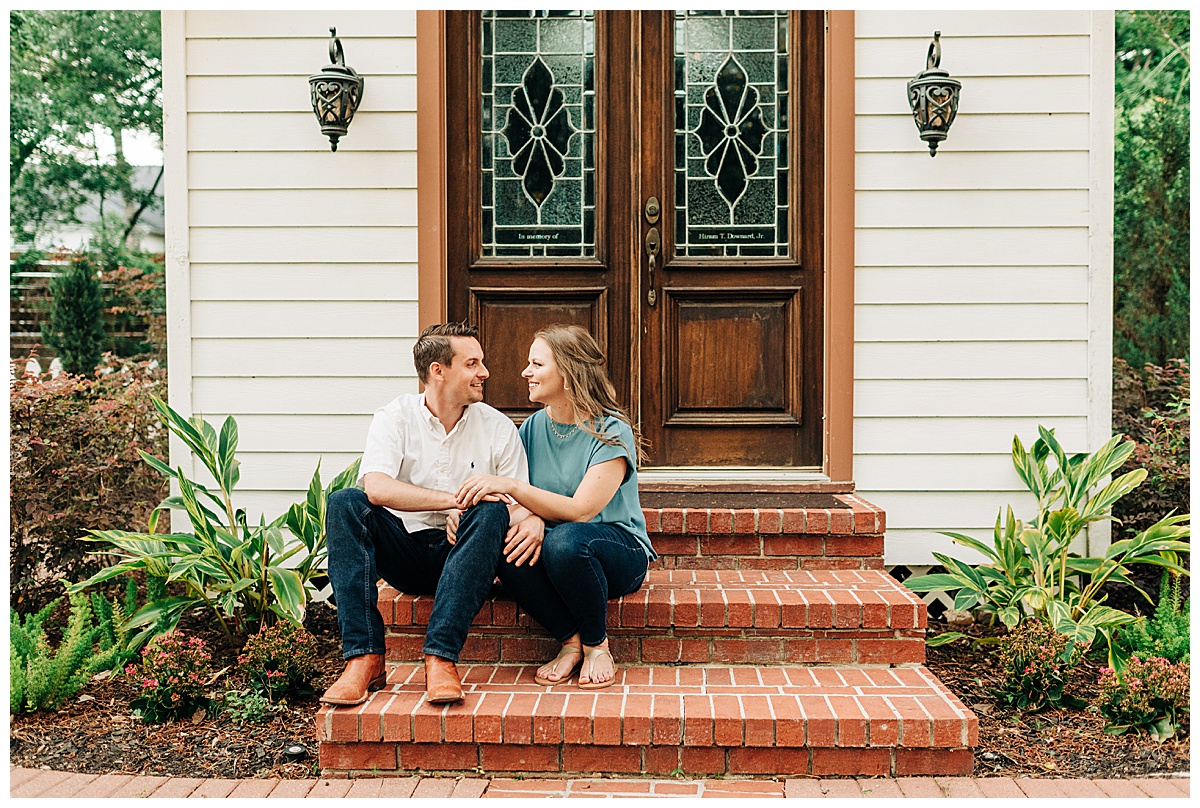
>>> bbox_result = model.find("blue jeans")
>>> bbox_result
[497,521,648,647]
[324,488,509,662]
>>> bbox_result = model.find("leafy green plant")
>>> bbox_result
[10,351,167,615]
[10,593,126,713]
[1113,11,1189,368]
[127,631,213,723]
[1113,359,1190,543]
[68,396,360,645]
[221,688,286,725]
[41,257,107,375]
[88,574,169,672]
[995,618,1086,711]
[1096,655,1190,742]
[237,621,321,700]
[1118,572,1190,664]
[906,427,1190,668]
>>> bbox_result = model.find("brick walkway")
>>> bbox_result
[9,767,1189,798]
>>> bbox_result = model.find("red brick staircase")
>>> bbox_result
[316,494,977,778]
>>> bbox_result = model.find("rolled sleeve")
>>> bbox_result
[588,421,634,484]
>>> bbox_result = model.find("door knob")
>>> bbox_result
[645,226,660,306]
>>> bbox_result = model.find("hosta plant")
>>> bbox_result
[906,427,1190,669]
[69,396,359,645]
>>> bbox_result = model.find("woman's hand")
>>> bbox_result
[456,475,520,509]
[445,508,462,545]
[505,513,545,567]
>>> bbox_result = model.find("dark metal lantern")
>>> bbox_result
[309,28,364,152]
[906,31,961,157]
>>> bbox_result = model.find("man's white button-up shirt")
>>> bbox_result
[358,393,529,533]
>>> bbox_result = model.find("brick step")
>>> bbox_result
[317,663,976,778]
[640,494,886,570]
[379,569,928,666]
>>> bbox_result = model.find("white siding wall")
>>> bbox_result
[166,11,1114,563]
[165,11,420,522]
[853,11,1113,565]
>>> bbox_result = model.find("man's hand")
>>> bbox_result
[445,509,462,545]
[504,513,545,567]
[456,474,519,509]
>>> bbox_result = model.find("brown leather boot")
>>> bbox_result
[319,653,387,706]
[424,654,464,704]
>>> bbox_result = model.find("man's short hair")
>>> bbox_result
[413,322,480,384]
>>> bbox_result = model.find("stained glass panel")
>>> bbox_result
[482,10,595,258]
[674,10,789,257]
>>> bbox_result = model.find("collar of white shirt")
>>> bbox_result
[420,393,470,438]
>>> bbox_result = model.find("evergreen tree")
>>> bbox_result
[42,257,106,375]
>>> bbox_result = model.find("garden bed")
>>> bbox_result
[8,604,1190,781]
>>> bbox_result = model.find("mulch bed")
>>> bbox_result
[9,603,1190,781]
[925,619,1189,779]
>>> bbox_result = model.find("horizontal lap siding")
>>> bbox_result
[854,11,1102,564]
[171,12,1107,569]
[179,11,420,509]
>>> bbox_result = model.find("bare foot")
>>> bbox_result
[578,642,615,688]
[535,642,582,685]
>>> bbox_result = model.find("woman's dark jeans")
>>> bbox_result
[497,521,648,647]
[325,488,509,662]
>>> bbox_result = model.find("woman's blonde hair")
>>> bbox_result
[533,324,648,465]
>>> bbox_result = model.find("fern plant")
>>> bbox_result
[1118,571,1191,663]
[10,593,126,713]
[88,574,168,672]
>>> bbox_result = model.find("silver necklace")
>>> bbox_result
[547,412,578,439]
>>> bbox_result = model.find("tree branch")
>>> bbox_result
[122,164,164,245]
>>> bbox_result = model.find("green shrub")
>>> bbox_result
[1096,655,1190,742]
[1118,572,1190,664]
[995,618,1085,711]
[221,688,286,725]
[93,242,166,362]
[237,621,321,700]
[88,574,169,673]
[906,426,1190,669]
[69,396,360,644]
[128,631,214,723]
[10,593,126,713]
[41,256,106,375]
[1113,10,1190,369]
[10,353,168,615]
[1112,359,1190,542]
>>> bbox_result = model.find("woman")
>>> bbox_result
[455,324,655,689]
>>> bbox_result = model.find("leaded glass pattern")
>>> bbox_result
[482,10,596,258]
[674,10,789,257]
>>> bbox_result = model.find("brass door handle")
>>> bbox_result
[645,226,661,306]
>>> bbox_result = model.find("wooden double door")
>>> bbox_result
[446,10,824,469]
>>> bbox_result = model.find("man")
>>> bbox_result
[320,322,532,705]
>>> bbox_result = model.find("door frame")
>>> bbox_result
[416,9,856,483]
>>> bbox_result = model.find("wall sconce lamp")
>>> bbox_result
[906,31,961,157]
[309,28,364,152]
